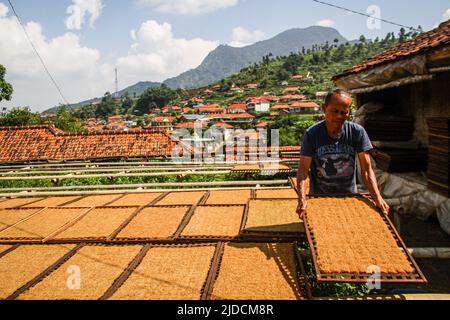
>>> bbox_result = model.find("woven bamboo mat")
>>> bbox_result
[0,208,43,233]
[155,191,206,206]
[106,193,163,207]
[205,190,252,205]
[181,206,244,238]
[18,245,142,300]
[22,197,82,208]
[244,200,304,234]
[49,207,137,241]
[256,188,298,199]
[210,243,303,300]
[115,207,190,240]
[62,195,123,207]
[0,198,45,209]
[110,245,216,300]
[0,245,76,299]
[0,208,90,241]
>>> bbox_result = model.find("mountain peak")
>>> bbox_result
[164,26,347,89]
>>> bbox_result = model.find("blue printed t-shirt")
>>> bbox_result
[300,121,373,195]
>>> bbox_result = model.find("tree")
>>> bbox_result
[135,86,176,115]
[96,92,119,119]
[53,105,87,133]
[0,108,42,126]
[0,64,13,102]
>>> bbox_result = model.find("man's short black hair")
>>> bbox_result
[324,89,352,106]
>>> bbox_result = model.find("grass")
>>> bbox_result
[297,242,387,298]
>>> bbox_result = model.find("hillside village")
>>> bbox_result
[0,17,450,301]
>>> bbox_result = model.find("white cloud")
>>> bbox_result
[116,20,218,86]
[316,19,335,27]
[0,2,8,18]
[442,8,450,22]
[229,26,266,47]
[138,0,238,15]
[0,16,218,111]
[65,0,104,30]
[0,13,113,110]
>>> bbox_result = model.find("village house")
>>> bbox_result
[196,106,225,115]
[288,102,321,114]
[204,113,255,123]
[332,19,450,234]
[246,83,259,90]
[270,104,290,113]
[283,87,301,95]
[280,94,306,102]
[226,103,248,114]
[150,116,177,131]
[211,122,234,130]
[247,98,270,113]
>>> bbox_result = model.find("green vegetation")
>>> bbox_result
[297,242,387,298]
[220,31,418,97]
[0,64,13,102]
[0,172,292,190]
[268,114,318,146]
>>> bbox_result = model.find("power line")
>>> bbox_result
[312,0,419,32]
[7,0,70,105]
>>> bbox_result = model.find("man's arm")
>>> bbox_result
[296,156,312,219]
[357,152,390,214]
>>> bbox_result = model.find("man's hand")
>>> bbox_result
[296,199,307,220]
[374,196,390,214]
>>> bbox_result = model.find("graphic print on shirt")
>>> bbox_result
[314,143,355,189]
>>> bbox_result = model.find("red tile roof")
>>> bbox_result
[204,113,255,120]
[271,104,290,110]
[255,121,273,128]
[211,122,234,129]
[175,122,207,129]
[151,116,176,123]
[334,20,450,79]
[290,102,320,108]
[280,94,305,100]
[226,103,248,110]
[0,125,179,163]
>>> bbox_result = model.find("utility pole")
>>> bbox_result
[115,68,119,98]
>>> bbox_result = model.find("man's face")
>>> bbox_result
[323,93,352,127]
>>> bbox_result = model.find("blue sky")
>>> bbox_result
[0,0,449,111]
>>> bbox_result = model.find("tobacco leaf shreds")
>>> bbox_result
[22,196,82,208]
[62,195,123,207]
[0,245,13,255]
[0,198,45,209]
[117,207,189,239]
[232,164,260,171]
[0,245,76,299]
[51,207,136,240]
[256,188,298,199]
[181,206,244,237]
[106,193,163,207]
[0,209,42,232]
[0,208,88,240]
[211,243,302,300]
[110,246,216,300]
[155,191,206,206]
[260,163,291,171]
[205,190,251,205]
[307,197,415,274]
[245,200,304,233]
[18,245,142,300]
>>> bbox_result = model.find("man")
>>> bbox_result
[296,89,389,218]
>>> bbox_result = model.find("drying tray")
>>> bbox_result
[240,199,306,240]
[202,242,312,300]
[304,194,427,284]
